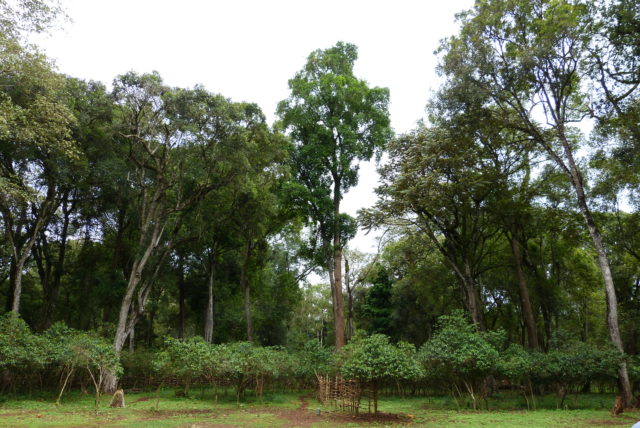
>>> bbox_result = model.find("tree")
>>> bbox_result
[341,333,423,413]
[0,0,64,43]
[278,41,391,348]
[437,0,633,404]
[105,74,260,390]
[360,264,394,337]
[419,312,500,409]
[362,124,502,330]
[0,33,78,314]
[343,248,373,340]
[30,78,113,329]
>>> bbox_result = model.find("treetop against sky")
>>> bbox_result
[31,0,473,252]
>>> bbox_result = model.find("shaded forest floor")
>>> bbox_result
[0,389,639,427]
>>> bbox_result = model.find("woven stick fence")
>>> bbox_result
[316,374,361,413]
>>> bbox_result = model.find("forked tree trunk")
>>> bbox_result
[463,262,486,331]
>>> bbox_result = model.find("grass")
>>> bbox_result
[0,388,638,427]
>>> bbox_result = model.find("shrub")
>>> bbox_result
[342,333,423,413]
[419,312,499,408]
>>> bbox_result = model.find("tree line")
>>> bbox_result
[2,0,640,407]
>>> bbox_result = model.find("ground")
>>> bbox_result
[0,390,639,427]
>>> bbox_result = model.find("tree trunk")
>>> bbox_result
[463,262,485,331]
[147,308,155,348]
[509,236,539,350]
[347,289,355,341]
[11,249,32,313]
[345,256,354,341]
[204,262,215,343]
[558,134,633,406]
[4,191,56,314]
[38,196,73,330]
[128,325,135,352]
[105,260,144,392]
[107,207,166,392]
[332,189,345,348]
[241,242,253,343]
[373,383,379,414]
[178,255,186,340]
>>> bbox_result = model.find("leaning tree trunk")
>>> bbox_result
[5,190,58,314]
[509,236,539,350]
[575,195,633,405]
[105,221,163,392]
[556,134,633,406]
[9,213,54,313]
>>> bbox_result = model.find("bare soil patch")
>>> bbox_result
[249,395,412,427]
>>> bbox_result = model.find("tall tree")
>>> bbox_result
[0,33,78,314]
[362,124,501,330]
[278,42,391,347]
[105,74,258,389]
[438,0,633,403]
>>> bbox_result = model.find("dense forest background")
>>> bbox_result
[1,0,640,407]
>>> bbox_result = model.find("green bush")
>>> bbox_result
[419,312,499,408]
[342,333,423,413]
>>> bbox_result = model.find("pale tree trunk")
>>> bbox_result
[509,236,539,350]
[463,262,486,331]
[11,253,29,313]
[105,214,165,392]
[574,186,633,405]
[4,194,57,314]
[549,131,634,406]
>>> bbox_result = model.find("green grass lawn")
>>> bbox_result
[0,389,638,427]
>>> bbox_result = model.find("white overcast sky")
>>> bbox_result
[35,0,474,253]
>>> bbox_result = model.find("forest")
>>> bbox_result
[1,0,640,426]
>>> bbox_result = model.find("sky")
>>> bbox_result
[34,0,474,253]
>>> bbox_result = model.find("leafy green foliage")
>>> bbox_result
[420,312,499,384]
[342,333,423,383]
[0,313,47,370]
[341,333,423,412]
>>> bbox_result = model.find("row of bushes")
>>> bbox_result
[2,312,639,408]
